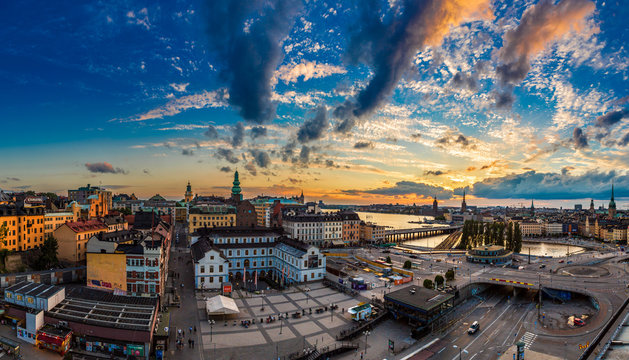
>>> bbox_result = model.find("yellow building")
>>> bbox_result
[359,222,386,243]
[44,211,77,236]
[68,184,112,218]
[86,231,136,293]
[0,205,45,251]
[188,206,236,234]
[54,220,107,264]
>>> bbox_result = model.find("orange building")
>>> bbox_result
[54,220,107,264]
[0,205,45,251]
[44,211,77,237]
[68,184,112,218]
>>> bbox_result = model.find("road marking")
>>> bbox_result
[450,303,512,360]
[438,347,446,353]
[400,338,439,360]
[468,354,478,360]
[520,332,537,349]
[501,304,532,347]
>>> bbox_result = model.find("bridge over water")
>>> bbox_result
[384,225,461,242]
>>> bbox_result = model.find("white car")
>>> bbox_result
[468,321,479,334]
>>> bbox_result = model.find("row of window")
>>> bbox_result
[127,258,159,267]
[199,265,224,273]
[127,283,157,293]
[126,271,159,279]
[213,237,274,244]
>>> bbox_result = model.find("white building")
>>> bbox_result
[283,213,342,247]
[544,222,563,235]
[519,221,543,237]
[191,227,326,289]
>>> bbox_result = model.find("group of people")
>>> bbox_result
[175,325,196,350]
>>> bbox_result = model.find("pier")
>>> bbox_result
[384,225,461,242]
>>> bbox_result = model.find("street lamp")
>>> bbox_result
[208,319,215,342]
[453,345,468,359]
[363,330,370,354]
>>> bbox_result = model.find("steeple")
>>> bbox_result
[609,180,616,218]
[589,198,595,213]
[184,180,193,202]
[432,195,438,215]
[530,199,535,216]
[231,171,243,201]
[461,189,467,212]
[298,189,304,204]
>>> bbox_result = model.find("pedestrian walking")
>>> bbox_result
[194,326,197,332]
[183,330,185,337]
[188,338,192,348]
[189,326,193,333]
[191,339,195,348]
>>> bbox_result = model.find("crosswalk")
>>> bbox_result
[520,332,537,349]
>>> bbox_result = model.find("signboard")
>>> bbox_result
[223,284,232,293]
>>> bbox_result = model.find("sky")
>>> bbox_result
[0,0,628,209]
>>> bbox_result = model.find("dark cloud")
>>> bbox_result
[205,0,302,123]
[353,141,374,149]
[572,127,588,149]
[216,148,240,164]
[287,178,302,184]
[343,181,454,199]
[220,166,232,173]
[5,177,20,181]
[143,169,150,175]
[451,72,477,91]
[204,125,219,139]
[325,159,339,168]
[424,170,446,176]
[436,133,472,148]
[493,90,515,109]
[299,145,310,164]
[471,170,626,199]
[410,133,422,141]
[250,149,271,168]
[250,126,267,139]
[182,149,194,156]
[85,162,127,174]
[334,0,492,133]
[594,108,629,128]
[231,122,245,147]
[297,106,329,143]
[244,161,257,176]
[281,141,297,162]
[619,132,629,147]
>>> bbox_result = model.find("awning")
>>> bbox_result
[37,333,64,346]
[332,240,345,246]
[205,295,239,315]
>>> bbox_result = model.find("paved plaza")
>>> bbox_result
[198,282,361,359]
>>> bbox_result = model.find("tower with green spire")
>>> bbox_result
[231,171,243,201]
[184,181,193,202]
[609,180,616,218]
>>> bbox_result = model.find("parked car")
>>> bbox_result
[409,255,418,259]
[468,321,480,334]
[558,260,565,263]
[573,318,585,326]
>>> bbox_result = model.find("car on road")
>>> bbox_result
[382,250,391,253]
[468,321,480,334]
[573,318,585,326]
[539,264,546,269]
[558,260,565,263]
[409,255,418,259]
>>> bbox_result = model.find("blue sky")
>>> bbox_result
[0,0,628,208]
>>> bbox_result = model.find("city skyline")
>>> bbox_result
[1,0,628,206]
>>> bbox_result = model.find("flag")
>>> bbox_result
[254,270,258,287]
[243,267,246,283]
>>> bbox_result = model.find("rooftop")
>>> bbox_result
[385,286,453,313]
[64,219,107,233]
[193,226,284,238]
[5,281,64,299]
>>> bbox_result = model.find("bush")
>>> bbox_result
[423,279,433,289]
[445,269,455,281]
[403,260,412,269]
[435,275,444,287]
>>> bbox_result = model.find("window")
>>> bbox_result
[200,266,205,273]
[245,250,248,256]
[219,265,223,272]
[210,277,214,283]
[200,277,205,283]
[210,266,214,273]
[253,250,257,255]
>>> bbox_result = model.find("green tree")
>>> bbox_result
[423,279,433,289]
[34,235,59,270]
[435,275,445,288]
[445,269,455,282]
[0,223,8,246]
[403,260,412,269]
[385,256,392,264]
[117,207,132,216]
[513,222,522,253]
[506,222,513,250]
[496,223,505,246]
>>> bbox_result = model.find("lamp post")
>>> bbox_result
[208,319,215,342]
[280,316,283,334]
[453,345,468,359]
[363,330,370,354]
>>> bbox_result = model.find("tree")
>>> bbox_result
[0,223,7,246]
[445,269,455,282]
[506,222,513,250]
[385,256,392,264]
[423,279,433,289]
[513,222,522,253]
[117,207,132,216]
[435,275,444,288]
[496,223,505,246]
[403,260,412,269]
[34,235,59,270]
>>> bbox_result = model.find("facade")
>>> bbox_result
[613,226,627,242]
[359,221,386,243]
[544,222,563,235]
[103,215,128,232]
[253,198,300,227]
[283,213,343,247]
[54,220,108,264]
[0,205,45,251]
[519,221,543,237]
[44,211,77,236]
[236,200,257,227]
[339,211,360,245]
[384,287,454,331]
[188,205,236,234]
[466,245,513,265]
[68,184,112,218]
[191,227,326,289]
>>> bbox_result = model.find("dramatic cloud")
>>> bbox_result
[496,0,595,86]
[216,148,240,164]
[451,72,477,91]
[297,106,329,143]
[436,132,473,148]
[205,0,302,123]
[182,149,194,156]
[220,166,232,173]
[250,149,271,168]
[334,0,492,132]
[85,162,127,174]
[344,181,454,199]
[493,90,515,109]
[471,170,627,199]
[619,132,629,147]
[244,161,257,176]
[231,122,245,147]
[424,170,447,176]
[299,145,310,164]
[119,90,227,122]
[204,125,219,139]
[276,61,346,83]
[353,141,375,149]
[250,126,267,139]
[594,108,629,129]
[572,127,588,149]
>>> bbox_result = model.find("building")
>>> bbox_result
[190,227,326,289]
[253,198,300,227]
[519,221,542,237]
[432,196,438,215]
[461,190,467,212]
[231,171,243,202]
[184,181,194,202]
[44,211,77,237]
[282,213,343,247]
[188,205,236,234]
[103,215,128,232]
[466,245,513,265]
[0,204,45,251]
[360,221,386,243]
[339,211,360,245]
[235,200,257,227]
[54,219,108,264]
[574,204,583,211]
[68,184,112,218]
[544,222,563,236]
[384,286,454,334]
[613,226,627,242]
[609,182,617,218]
[590,199,595,213]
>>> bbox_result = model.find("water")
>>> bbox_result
[520,242,585,257]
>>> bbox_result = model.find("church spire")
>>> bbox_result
[231,170,243,201]
[609,179,616,218]
[461,189,467,212]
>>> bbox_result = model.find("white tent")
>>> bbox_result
[205,295,240,316]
